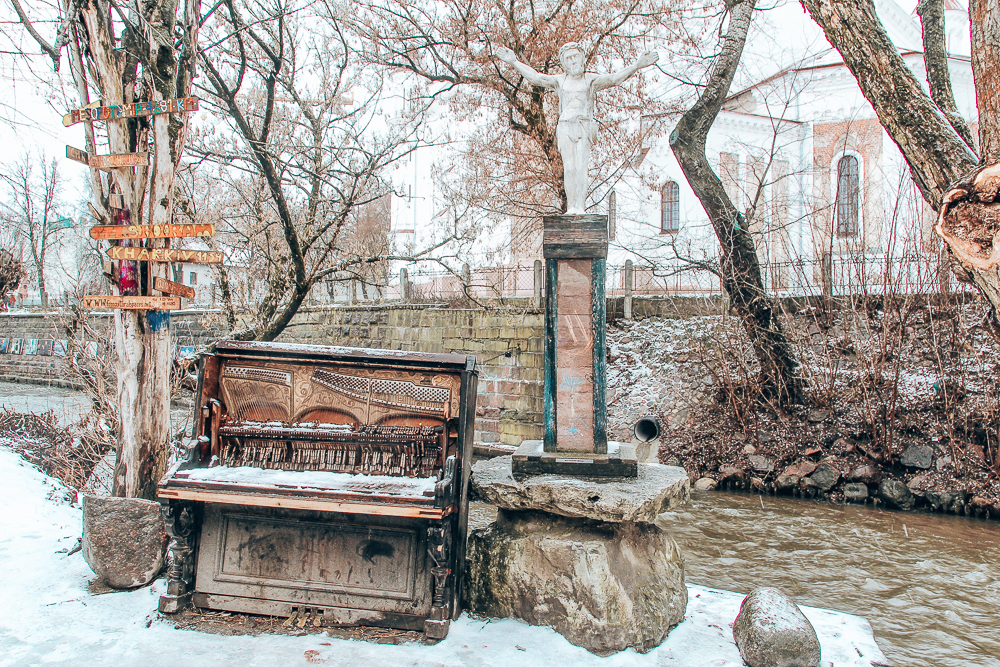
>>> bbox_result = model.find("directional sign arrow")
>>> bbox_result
[81,295,181,310]
[106,246,224,264]
[90,223,215,240]
[154,277,196,299]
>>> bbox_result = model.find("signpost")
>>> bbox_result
[154,277,196,300]
[91,223,214,240]
[68,94,212,315]
[82,295,181,310]
[66,146,150,170]
[63,97,199,127]
[106,246,224,264]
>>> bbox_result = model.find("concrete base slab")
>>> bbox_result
[512,439,638,477]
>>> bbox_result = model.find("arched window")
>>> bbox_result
[836,155,860,236]
[661,181,680,233]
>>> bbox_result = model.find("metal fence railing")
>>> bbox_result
[389,251,966,302]
[7,251,968,312]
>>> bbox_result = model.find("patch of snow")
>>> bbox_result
[0,448,886,666]
[180,466,438,495]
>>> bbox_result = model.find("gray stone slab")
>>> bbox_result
[512,440,637,477]
[472,454,689,524]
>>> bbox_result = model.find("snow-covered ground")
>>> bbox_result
[0,448,887,666]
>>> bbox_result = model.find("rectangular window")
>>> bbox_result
[661,181,680,233]
[189,272,198,285]
[836,155,860,236]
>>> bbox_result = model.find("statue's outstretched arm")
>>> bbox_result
[593,51,659,90]
[495,46,558,89]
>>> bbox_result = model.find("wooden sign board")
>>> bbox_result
[90,152,149,169]
[63,97,199,127]
[91,223,214,240]
[106,246,224,264]
[82,295,181,310]
[66,146,90,166]
[66,147,149,170]
[109,193,124,209]
[154,277,195,299]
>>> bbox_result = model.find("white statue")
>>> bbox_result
[496,43,659,215]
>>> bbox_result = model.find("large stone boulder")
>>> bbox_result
[471,456,689,524]
[465,509,687,655]
[732,587,821,667]
[803,463,840,493]
[82,495,168,589]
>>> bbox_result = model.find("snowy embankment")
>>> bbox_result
[0,448,887,667]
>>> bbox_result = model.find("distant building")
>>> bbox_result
[608,0,974,296]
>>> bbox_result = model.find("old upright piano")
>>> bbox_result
[157,341,478,639]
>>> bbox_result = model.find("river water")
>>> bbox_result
[471,491,1000,666]
[2,382,996,665]
[656,492,1000,667]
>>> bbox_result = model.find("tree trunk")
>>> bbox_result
[801,0,1000,330]
[917,0,977,152]
[671,0,802,405]
[15,1,199,497]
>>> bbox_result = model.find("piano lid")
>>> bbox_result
[213,340,476,372]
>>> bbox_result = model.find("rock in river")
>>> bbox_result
[732,587,821,667]
[465,509,687,655]
[82,495,168,589]
[803,463,840,493]
[878,479,914,510]
[693,477,718,491]
[843,482,869,503]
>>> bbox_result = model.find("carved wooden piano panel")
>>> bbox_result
[157,341,478,639]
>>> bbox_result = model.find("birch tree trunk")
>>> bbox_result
[13,0,202,498]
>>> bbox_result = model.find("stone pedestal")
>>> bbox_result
[514,214,637,476]
[467,456,690,654]
[465,508,687,656]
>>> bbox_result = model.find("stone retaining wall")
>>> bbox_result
[0,306,545,445]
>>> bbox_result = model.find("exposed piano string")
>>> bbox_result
[218,423,443,477]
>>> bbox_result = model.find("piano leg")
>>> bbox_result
[159,500,200,614]
[424,521,454,640]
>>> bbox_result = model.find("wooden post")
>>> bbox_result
[533,259,543,309]
[938,247,951,294]
[821,251,834,298]
[608,190,617,241]
[399,268,410,301]
[624,259,634,320]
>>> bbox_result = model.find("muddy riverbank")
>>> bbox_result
[606,304,1000,519]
